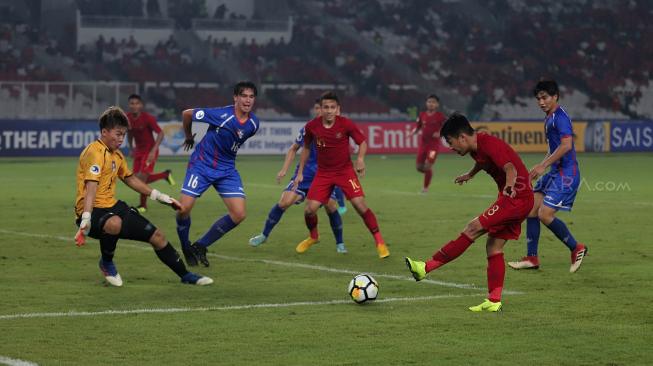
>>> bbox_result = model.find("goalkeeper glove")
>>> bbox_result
[150,189,181,210]
[75,211,91,247]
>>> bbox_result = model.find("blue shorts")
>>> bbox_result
[284,174,339,204]
[534,171,580,211]
[181,166,245,198]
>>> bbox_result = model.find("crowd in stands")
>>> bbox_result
[2,0,652,119]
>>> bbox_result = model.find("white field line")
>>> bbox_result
[0,356,39,366]
[0,294,479,321]
[0,229,522,295]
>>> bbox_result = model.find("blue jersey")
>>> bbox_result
[545,106,578,176]
[292,127,318,179]
[189,105,260,170]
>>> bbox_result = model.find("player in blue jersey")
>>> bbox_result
[508,80,588,273]
[248,99,347,253]
[175,81,260,267]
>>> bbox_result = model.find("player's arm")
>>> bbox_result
[355,141,367,178]
[75,180,98,246]
[127,130,135,156]
[277,143,301,184]
[123,175,181,210]
[502,162,517,198]
[292,144,310,190]
[409,117,423,136]
[530,136,572,180]
[181,109,196,151]
[455,162,481,185]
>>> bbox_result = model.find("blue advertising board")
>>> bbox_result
[610,120,653,152]
[0,120,100,157]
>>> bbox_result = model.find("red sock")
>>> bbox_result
[361,209,384,244]
[424,169,432,189]
[305,214,319,240]
[147,171,168,183]
[425,233,474,272]
[487,253,505,302]
[373,232,385,246]
[139,193,147,208]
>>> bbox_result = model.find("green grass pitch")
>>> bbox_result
[0,153,651,365]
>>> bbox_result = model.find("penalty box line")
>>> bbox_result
[0,229,523,295]
[0,294,481,321]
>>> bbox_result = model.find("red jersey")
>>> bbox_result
[417,111,446,147]
[471,133,532,199]
[304,115,366,172]
[127,111,161,154]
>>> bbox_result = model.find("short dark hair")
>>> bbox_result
[319,91,340,105]
[314,97,321,104]
[127,94,142,102]
[426,94,439,102]
[533,79,559,97]
[233,81,257,96]
[440,112,475,139]
[99,106,129,130]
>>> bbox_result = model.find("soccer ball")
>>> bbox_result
[347,274,378,304]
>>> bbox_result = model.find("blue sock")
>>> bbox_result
[545,217,578,251]
[335,189,346,207]
[327,210,343,244]
[262,204,285,237]
[176,216,191,249]
[197,215,238,247]
[526,217,540,257]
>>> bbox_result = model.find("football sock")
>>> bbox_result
[176,216,191,248]
[526,217,540,256]
[139,193,147,208]
[425,233,474,272]
[335,189,346,207]
[361,208,379,234]
[487,252,505,303]
[147,171,169,183]
[262,204,285,237]
[196,214,238,247]
[99,234,119,262]
[155,242,188,278]
[424,169,433,189]
[373,232,385,246]
[545,217,578,251]
[305,213,319,240]
[327,210,343,243]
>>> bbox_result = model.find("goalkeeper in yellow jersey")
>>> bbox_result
[74,106,212,286]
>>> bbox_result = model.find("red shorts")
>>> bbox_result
[477,194,534,240]
[307,168,365,204]
[132,150,158,174]
[416,145,439,165]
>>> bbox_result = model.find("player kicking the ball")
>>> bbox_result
[74,106,212,286]
[405,113,533,311]
[293,92,390,259]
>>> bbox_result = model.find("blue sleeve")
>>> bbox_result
[555,114,573,137]
[294,128,305,145]
[192,107,228,126]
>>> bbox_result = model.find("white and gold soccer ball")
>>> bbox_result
[347,274,378,304]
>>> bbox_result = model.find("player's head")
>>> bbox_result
[533,79,559,115]
[127,94,144,114]
[312,97,322,118]
[440,112,475,156]
[98,106,129,151]
[426,94,440,112]
[319,91,339,123]
[233,81,257,115]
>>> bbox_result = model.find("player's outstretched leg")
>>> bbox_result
[405,257,426,281]
[352,199,389,258]
[176,215,196,266]
[98,234,122,286]
[250,203,286,247]
[154,241,213,285]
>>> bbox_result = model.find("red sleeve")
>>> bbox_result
[345,118,366,145]
[148,114,162,133]
[484,137,512,169]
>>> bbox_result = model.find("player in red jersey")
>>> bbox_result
[405,113,534,312]
[293,92,390,259]
[409,94,446,193]
[126,94,174,213]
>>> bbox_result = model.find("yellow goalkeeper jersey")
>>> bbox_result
[75,139,132,216]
